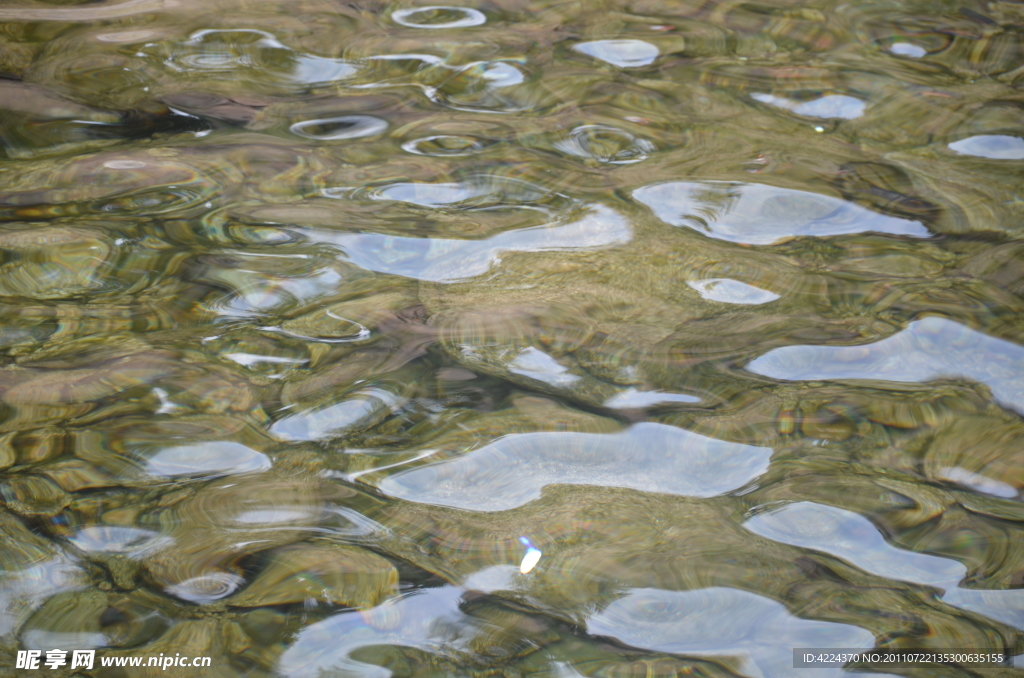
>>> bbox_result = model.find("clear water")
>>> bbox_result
[1,0,1024,675]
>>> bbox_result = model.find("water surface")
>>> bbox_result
[2,0,1024,675]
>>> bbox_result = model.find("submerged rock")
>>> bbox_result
[0,476,71,517]
[366,484,1022,651]
[0,509,86,639]
[924,415,1024,499]
[230,544,398,608]
[141,475,330,604]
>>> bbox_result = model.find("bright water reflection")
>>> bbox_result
[2,0,1024,673]
[303,203,630,281]
[573,40,660,68]
[949,135,1024,160]
[588,587,879,678]
[745,502,966,588]
[751,93,866,120]
[633,181,931,244]
[377,423,773,511]
[746,501,1024,632]
[747,316,1024,413]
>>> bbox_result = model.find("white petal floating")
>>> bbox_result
[519,548,541,574]
[746,316,1024,413]
[573,40,659,68]
[634,181,929,244]
[376,423,772,511]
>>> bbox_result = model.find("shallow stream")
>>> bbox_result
[2,0,1024,676]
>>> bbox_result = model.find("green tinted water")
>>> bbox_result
[1,0,1024,676]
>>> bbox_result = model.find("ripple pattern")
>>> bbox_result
[1,0,1024,673]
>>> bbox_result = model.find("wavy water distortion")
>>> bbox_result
[1,0,1024,676]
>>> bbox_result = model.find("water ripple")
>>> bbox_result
[290,115,388,141]
[392,6,487,29]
